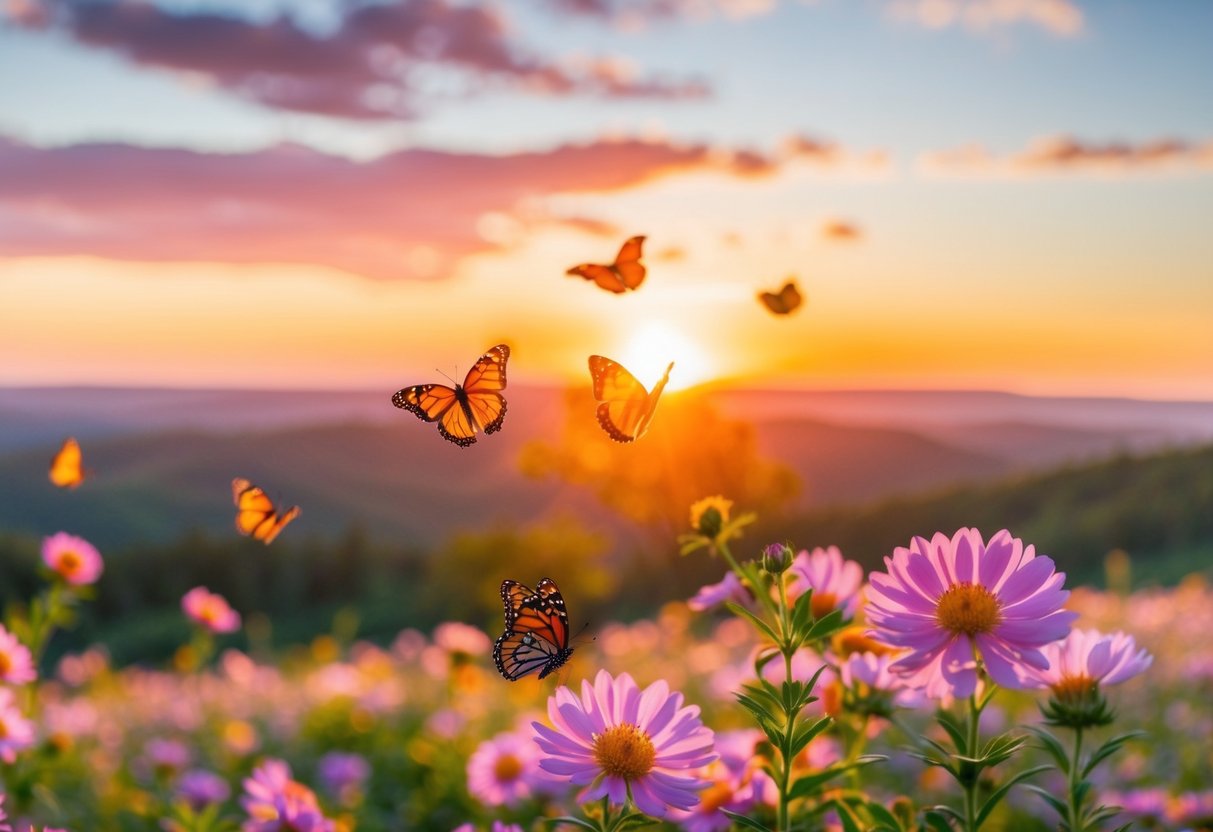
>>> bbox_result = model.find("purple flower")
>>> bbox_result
[141,737,191,780]
[788,545,864,620]
[466,730,546,808]
[533,670,716,817]
[1018,628,1152,691]
[666,730,774,832]
[0,688,36,763]
[241,758,334,832]
[839,651,925,713]
[865,528,1077,698]
[177,769,232,810]
[317,751,370,803]
[688,572,750,612]
[451,824,523,832]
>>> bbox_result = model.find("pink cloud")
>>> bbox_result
[11,0,709,120]
[0,133,860,279]
[887,0,1083,37]
[921,135,1213,177]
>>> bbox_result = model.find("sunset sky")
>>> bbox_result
[1,0,1211,398]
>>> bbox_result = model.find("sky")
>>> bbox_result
[1,0,1211,398]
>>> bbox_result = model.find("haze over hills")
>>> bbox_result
[1,385,1211,550]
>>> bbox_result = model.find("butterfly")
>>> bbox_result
[566,236,646,294]
[588,355,674,443]
[391,344,510,447]
[232,478,300,544]
[758,279,803,316]
[49,437,88,489]
[493,578,574,681]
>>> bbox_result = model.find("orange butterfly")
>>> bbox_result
[493,578,574,681]
[588,355,674,443]
[758,279,803,316]
[391,344,510,447]
[49,437,88,489]
[566,236,646,294]
[232,478,300,544]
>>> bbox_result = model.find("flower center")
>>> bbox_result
[493,753,524,783]
[58,549,82,576]
[0,651,11,676]
[592,723,656,781]
[699,780,734,813]
[810,591,838,620]
[1052,673,1098,703]
[935,583,1000,635]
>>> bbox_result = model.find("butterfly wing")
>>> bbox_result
[462,344,509,435]
[567,263,627,294]
[494,577,573,681]
[759,280,802,315]
[612,235,646,290]
[256,505,300,545]
[589,355,670,443]
[49,437,85,488]
[232,478,298,544]
[392,384,458,423]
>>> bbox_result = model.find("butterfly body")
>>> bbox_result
[392,344,509,447]
[758,279,803,316]
[589,355,674,443]
[49,437,87,488]
[494,578,573,681]
[567,236,646,294]
[232,477,300,544]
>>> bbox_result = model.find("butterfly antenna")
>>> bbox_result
[436,367,458,385]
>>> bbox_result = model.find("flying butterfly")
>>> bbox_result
[49,437,88,489]
[758,279,803,316]
[391,344,509,447]
[588,355,674,443]
[231,477,300,545]
[566,236,646,295]
[493,577,574,681]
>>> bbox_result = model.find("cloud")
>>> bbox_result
[10,0,709,120]
[820,219,862,241]
[887,0,1083,37]
[0,132,870,279]
[920,135,1213,177]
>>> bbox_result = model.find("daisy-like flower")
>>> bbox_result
[667,730,774,832]
[451,823,523,832]
[0,625,36,685]
[687,572,750,612]
[432,622,491,657]
[865,528,1077,698]
[839,651,925,716]
[41,532,103,585]
[0,688,36,763]
[689,496,733,540]
[533,670,716,817]
[241,758,334,832]
[182,587,241,634]
[1020,629,1152,728]
[178,769,232,811]
[317,751,370,804]
[466,729,545,807]
[788,546,864,620]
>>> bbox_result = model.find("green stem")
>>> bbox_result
[1067,726,1084,832]
[963,692,982,832]
[775,574,795,832]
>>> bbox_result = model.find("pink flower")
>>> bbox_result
[466,729,547,808]
[865,528,1076,699]
[788,546,864,620]
[839,651,925,712]
[1018,628,1152,690]
[41,532,103,585]
[316,751,370,804]
[182,587,242,634]
[241,759,334,832]
[432,622,491,656]
[533,670,716,817]
[141,737,191,780]
[666,730,774,832]
[178,769,232,810]
[688,572,750,612]
[0,625,36,685]
[0,688,36,763]
[451,824,523,832]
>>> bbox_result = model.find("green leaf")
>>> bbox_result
[805,608,845,642]
[791,586,814,628]
[735,691,779,725]
[786,755,885,801]
[788,716,831,757]
[1024,784,1069,819]
[754,649,781,675]
[726,602,781,644]
[721,809,774,832]
[923,810,957,832]
[546,817,599,831]
[1024,725,1070,773]
[862,801,901,830]
[678,536,711,556]
[975,765,1051,829]
[934,710,968,753]
[829,799,862,832]
[1082,731,1147,779]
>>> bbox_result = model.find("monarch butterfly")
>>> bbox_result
[758,279,803,316]
[588,355,674,443]
[231,478,300,545]
[493,578,574,681]
[391,345,509,447]
[49,437,88,489]
[566,236,646,294]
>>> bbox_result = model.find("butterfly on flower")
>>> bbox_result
[566,236,646,294]
[232,478,300,545]
[588,355,674,443]
[758,279,803,316]
[494,578,574,681]
[49,437,88,489]
[391,344,509,447]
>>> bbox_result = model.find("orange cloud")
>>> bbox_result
[821,219,863,241]
[921,136,1213,177]
[0,132,871,280]
[887,0,1083,37]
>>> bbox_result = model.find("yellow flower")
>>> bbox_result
[689,495,733,537]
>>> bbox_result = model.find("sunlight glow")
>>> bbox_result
[615,321,713,392]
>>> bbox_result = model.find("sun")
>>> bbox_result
[615,321,713,392]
